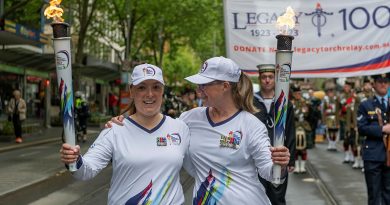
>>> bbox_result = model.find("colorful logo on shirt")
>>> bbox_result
[156,136,167,146]
[219,130,243,149]
[193,168,232,205]
[125,175,174,205]
[157,133,181,146]
[166,133,182,145]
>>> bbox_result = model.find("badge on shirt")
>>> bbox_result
[156,137,167,146]
[367,111,376,115]
[166,133,182,145]
[157,133,182,146]
[219,130,243,150]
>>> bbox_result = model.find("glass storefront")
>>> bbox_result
[25,76,46,118]
[0,72,22,118]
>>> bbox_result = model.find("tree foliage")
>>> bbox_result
[163,46,200,86]
[3,0,43,30]
[6,0,226,81]
[92,0,225,66]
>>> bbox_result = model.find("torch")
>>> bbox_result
[44,0,77,171]
[273,6,295,184]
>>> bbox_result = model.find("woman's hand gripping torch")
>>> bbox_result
[45,0,77,171]
[273,6,295,184]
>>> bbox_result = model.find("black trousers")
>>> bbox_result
[12,114,22,138]
[78,117,87,135]
[364,161,390,205]
[259,174,289,205]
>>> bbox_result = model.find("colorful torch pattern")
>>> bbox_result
[273,6,295,184]
[45,0,77,171]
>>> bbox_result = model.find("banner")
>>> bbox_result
[224,0,390,78]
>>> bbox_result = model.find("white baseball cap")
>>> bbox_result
[185,56,241,84]
[130,63,165,85]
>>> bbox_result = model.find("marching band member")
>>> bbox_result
[323,86,340,151]
[291,85,311,173]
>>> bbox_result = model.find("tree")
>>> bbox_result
[93,0,225,67]
[71,0,101,64]
[2,0,43,30]
[163,46,200,86]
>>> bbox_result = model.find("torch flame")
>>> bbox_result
[276,6,295,35]
[44,0,64,23]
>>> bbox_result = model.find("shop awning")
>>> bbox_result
[0,19,49,46]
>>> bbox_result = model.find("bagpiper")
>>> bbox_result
[291,85,311,173]
[323,86,340,151]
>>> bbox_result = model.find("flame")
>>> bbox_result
[44,0,64,22]
[276,6,295,35]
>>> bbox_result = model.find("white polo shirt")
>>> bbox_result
[180,107,273,205]
[72,115,190,205]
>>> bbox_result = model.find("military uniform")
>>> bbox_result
[354,79,374,169]
[253,64,296,205]
[357,74,390,205]
[340,79,359,163]
[291,85,311,173]
[323,89,340,151]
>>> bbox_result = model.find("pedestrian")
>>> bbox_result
[60,64,191,205]
[108,92,118,116]
[357,73,390,205]
[252,64,295,205]
[107,56,291,204]
[7,90,26,143]
[75,91,90,142]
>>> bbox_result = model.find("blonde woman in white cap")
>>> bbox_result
[60,64,191,205]
[106,57,290,204]
[180,56,290,204]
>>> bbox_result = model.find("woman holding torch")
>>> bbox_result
[60,64,192,205]
[107,57,290,204]
[181,56,290,204]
